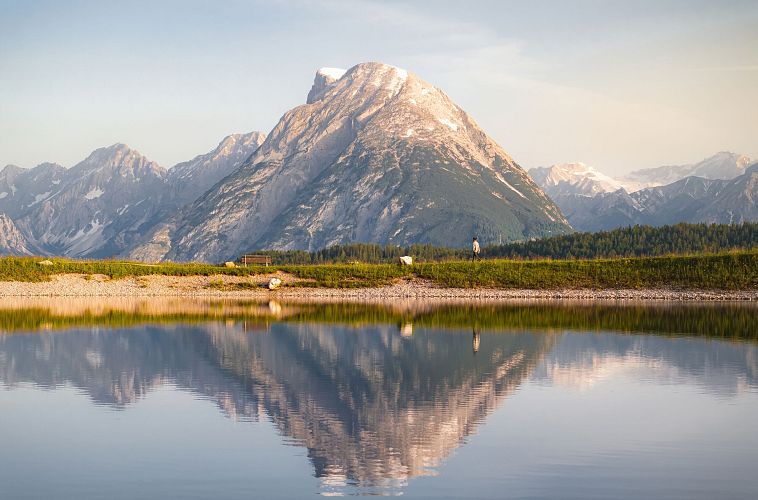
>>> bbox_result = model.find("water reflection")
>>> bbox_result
[0,298,756,340]
[0,321,554,494]
[536,333,758,396]
[0,299,757,496]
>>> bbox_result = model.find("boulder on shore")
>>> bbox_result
[399,256,413,265]
[224,261,236,268]
[268,277,282,290]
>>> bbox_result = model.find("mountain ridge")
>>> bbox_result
[547,164,758,232]
[0,132,266,258]
[530,153,757,232]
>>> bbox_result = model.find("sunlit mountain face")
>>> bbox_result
[1,300,757,497]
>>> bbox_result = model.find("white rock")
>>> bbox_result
[268,277,282,290]
[399,256,413,265]
[224,261,236,268]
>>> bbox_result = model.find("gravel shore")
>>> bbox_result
[0,273,755,301]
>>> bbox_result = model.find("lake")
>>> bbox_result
[0,299,757,499]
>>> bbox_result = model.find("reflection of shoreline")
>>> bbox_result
[0,298,757,340]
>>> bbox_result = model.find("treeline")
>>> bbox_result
[490,222,758,259]
[254,223,758,264]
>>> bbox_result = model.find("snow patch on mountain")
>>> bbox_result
[32,191,52,205]
[84,188,104,200]
[318,67,346,80]
[494,172,526,199]
[437,118,458,131]
[529,162,634,197]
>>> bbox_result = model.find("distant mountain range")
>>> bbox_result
[529,153,757,232]
[0,132,265,258]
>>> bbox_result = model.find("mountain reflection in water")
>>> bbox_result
[0,321,552,493]
[0,299,757,497]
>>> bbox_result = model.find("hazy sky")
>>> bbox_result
[1,0,756,174]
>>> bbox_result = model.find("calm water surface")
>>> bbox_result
[0,299,757,499]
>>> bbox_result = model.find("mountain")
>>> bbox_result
[14,144,169,258]
[0,162,66,219]
[551,163,758,231]
[528,153,758,232]
[167,131,266,207]
[530,152,753,201]
[529,151,753,200]
[689,163,758,224]
[0,132,265,258]
[134,62,569,262]
[529,162,638,197]
[621,151,752,187]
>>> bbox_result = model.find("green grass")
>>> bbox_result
[1,250,757,289]
[412,251,758,290]
[281,263,407,288]
[0,257,274,282]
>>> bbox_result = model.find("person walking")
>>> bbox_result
[472,237,481,261]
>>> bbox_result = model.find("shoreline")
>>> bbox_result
[0,273,756,301]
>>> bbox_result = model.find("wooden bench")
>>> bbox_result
[239,254,272,267]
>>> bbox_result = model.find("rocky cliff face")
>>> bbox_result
[0,213,35,255]
[140,62,569,262]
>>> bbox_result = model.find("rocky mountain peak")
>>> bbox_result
[529,162,633,197]
[306,67,347,104]
[69,143,165,180]
[35,162,65,171]
[214,131,267,158]
[622,151,753,187]
[1,164,24,176]
[167,130,266,206]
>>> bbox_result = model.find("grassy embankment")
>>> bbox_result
[0,251,757,289]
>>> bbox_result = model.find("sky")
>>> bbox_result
[1,0,757,175]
